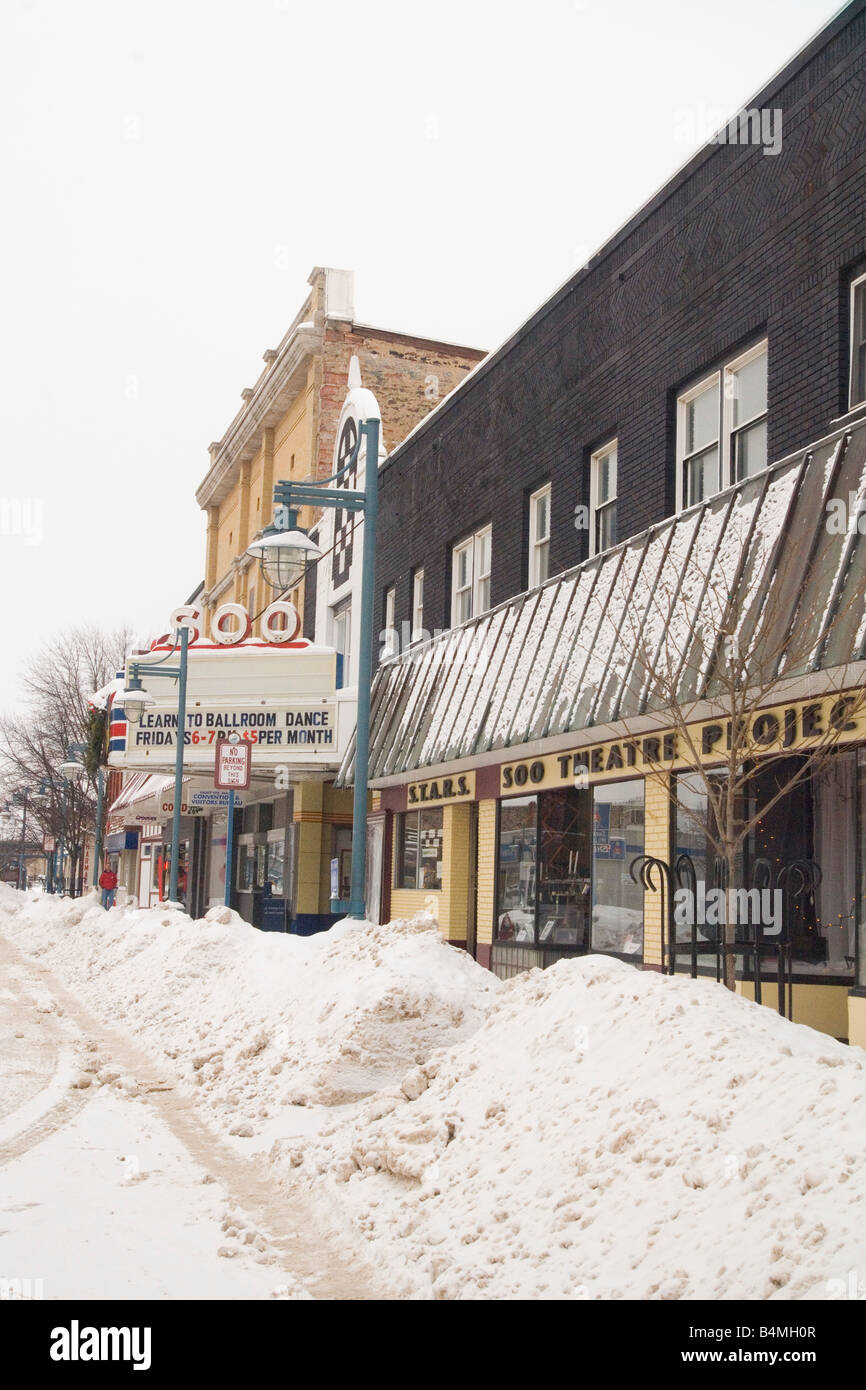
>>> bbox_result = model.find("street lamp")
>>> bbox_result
[246,415,380,919]
[59,743,90,895]
[123,630,189,906]
[246,517,322,593]
[118,686,154,725]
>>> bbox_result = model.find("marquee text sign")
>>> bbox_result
[129,704,335,752]
[500,692,865,794]
[170,600,301,647]
[407,771,476,806]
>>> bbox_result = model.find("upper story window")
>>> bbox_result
[332,599,351,686]
[383,585,397,659]
[850,272,866,409]
[528,485,551,587]
[676,341,768,510]
[590,440,617,555]
[411,569,425,642]
[452,525,491,625]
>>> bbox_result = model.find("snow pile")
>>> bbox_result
[305,955,866,1300]
[1,892,497,1119]
[4,890,866,1300]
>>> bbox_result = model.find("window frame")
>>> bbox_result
[676,372,721,512]
[396,807,443,891]
[589,440,618,557]
[451,524,492,625]
[724,340,769,486]
[528,484,551,587]
[676,340,768,512]
[850,270,866,410]
[331,597,352,686]
[383,585,397,659]
[411,568,424,643]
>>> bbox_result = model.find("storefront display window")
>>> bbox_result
[496,786,639,954]
[674,754,858,977]
[858,750,866,989]
[590,782,644,955]
[237,840,255,892]
[160,840,190,905]
[255,843,268,889]
[266,834,286,896]
[496,796,537,942]
[397,809,443,890]
[538,788,590,946]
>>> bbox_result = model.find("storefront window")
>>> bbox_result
[858,750,866,989]
[397,808,443,890]
[266,834,286,896]
[237,840,255,892]
[591,782,644,955]
[674,755,857,977]
[537,788,591,946]
[255,843,268,890]
[496,797,537,941]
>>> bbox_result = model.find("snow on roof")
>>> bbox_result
[341,416,866,786]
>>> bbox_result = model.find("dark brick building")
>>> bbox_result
[374,0,866,649]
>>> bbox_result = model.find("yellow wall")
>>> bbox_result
[204,361,319,626]
[643,773,669,970]
[848,994,866,1050]
[294,780,325,916]
[391,887,432,922]
[738,981,850,1041]
[293,780,354,915]
[476,799,497,946]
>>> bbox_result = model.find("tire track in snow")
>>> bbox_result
[0,928,386,1300]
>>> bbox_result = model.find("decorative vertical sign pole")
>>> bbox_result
[225,787,235,909]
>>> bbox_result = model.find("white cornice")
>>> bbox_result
[196,323,324,510]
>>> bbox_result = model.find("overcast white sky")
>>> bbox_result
[0,0,842,709]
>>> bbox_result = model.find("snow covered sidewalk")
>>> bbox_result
[3,887,866,1301]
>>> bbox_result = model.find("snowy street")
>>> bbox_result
[0,926,377,1301]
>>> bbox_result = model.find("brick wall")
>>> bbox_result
[642,773,671,971]
[315,325,485,481]
[476,799,497,949]
[374,3,866,651]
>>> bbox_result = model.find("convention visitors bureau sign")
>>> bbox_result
[119,600,338,771]
[499,691,866,793]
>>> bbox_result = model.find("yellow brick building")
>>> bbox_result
[193,267,485,933]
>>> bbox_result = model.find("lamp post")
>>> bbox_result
[92,765,105,888]
[59,744,88,895]
[246,414,380,919]
[8,788,31,892]
[120,628,189,906]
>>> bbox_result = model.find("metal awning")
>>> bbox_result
[339,416,866,786]
[109,773,179,814]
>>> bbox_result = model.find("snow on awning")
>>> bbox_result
[110,773,181,814]
[339,417,866,786]
[88,674,125,712]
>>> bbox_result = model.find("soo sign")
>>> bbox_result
[169,601,301,647]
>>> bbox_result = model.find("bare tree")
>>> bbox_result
[0,626,131,890]
[608,472,866,990]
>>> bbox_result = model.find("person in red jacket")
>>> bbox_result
[99,865,118,910]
